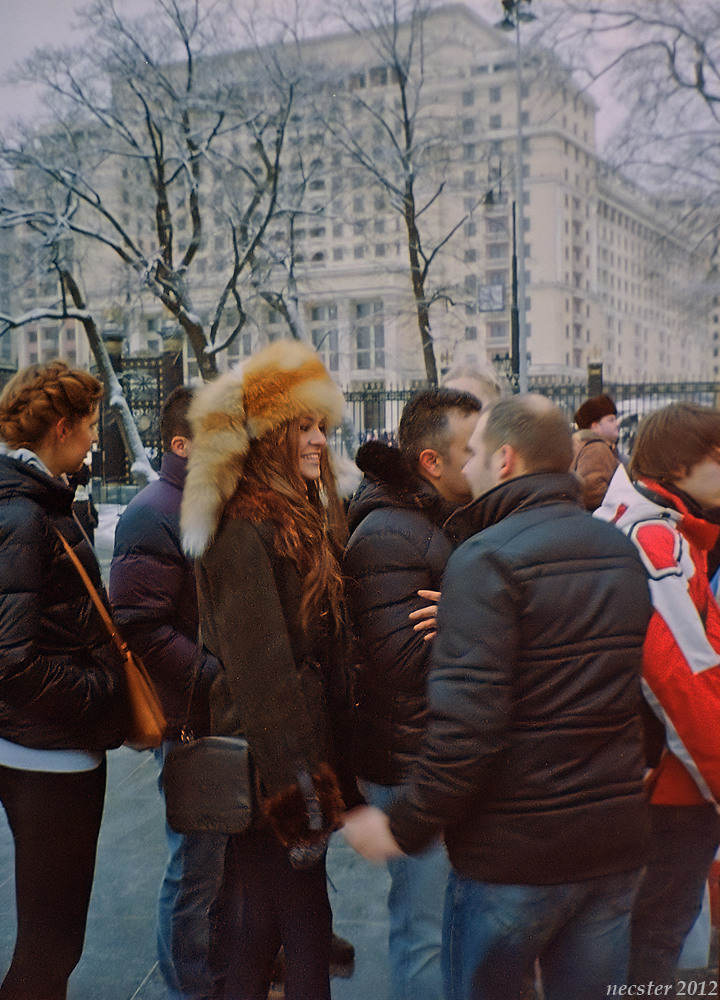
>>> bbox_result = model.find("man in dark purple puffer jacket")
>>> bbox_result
[111,387,216,740]
[110,387,225,1000]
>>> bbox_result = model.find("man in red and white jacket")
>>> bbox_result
[596,402,720,988]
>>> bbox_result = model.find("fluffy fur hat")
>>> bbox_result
[181,339,345,557]
[574,394,617,430]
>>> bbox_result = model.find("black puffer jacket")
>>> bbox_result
[342,441,454,784]
[389,472,652,884]
[0,455,129,750]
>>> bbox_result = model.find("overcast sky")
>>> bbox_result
[1,1,68,123]
[0,0,152,127]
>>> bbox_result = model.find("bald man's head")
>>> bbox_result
[463,394,573,499]
[483,394,573,473]
[441,365,504,409]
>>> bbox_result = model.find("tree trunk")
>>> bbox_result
[174,309,218,383]
[404,191,438,386]
[62,271,158,485]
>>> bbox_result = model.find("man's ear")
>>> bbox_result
[497,443,519,481]
[417,448,442,481]
[171,435,192,458]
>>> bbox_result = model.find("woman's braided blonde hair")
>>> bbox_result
[0,360,103,449]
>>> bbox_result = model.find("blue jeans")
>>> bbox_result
[443,867,643,1000]
[362,780,449,1000]
[156,744,229,1000]
[629,804,720,987]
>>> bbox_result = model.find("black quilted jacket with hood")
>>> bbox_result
[342,441,455,785]
[0,454,129,750]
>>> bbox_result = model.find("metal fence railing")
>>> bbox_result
[93,364,720,478]
[330,378,720,458]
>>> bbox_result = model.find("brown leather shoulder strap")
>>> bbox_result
[55,529,126,657]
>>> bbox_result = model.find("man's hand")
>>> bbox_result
[409,589,441,641]
[342,806,405,863]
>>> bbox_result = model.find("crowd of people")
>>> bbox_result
[0,346,719,1000]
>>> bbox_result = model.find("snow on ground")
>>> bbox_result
[95,503,125,582]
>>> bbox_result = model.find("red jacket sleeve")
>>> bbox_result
[630,518,720,803]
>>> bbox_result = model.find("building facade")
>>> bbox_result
[2,3,712,386]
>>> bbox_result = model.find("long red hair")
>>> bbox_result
[227,419,347,635]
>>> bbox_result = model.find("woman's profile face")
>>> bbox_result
[56,406,100,477]
[296,412,327,482]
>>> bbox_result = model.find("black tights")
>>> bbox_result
[0,758,106,1000]
[221,828,332,1000]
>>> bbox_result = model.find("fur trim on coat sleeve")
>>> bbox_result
[263,762,345,848]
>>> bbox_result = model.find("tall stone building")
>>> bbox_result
[3,3,712,386]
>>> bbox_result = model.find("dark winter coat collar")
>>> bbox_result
[159,451,188,493]
[0,453,73,514]
[347,440,455,534]
[446,472,583,546]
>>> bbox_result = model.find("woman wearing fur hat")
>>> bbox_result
[181,340,351,1000]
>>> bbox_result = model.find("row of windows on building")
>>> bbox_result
[114,130,536,218]
[16,301,516,376]
[23,325,78,365]
[464,322,515,345]
[263,300,387,372]
[347,58,528,95]
[111,228,530,273]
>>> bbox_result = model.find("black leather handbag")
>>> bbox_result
[162,632,254,834]
[163,734,253,834]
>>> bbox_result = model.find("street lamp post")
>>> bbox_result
[510,200,520,387]
[497,0,534,393]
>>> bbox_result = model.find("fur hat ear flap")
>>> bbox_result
[181,371,249,558]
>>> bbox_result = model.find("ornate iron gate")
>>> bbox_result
[98,352,183,482]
